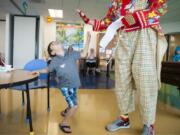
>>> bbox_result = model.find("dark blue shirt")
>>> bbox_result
[48,51,81,88]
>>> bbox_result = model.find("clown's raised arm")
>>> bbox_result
[77,0,123,31]
[77,0,167,33]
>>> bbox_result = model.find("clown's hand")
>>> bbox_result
[76,9,91,24]
[31,71,40,76]
[76,9,82,14]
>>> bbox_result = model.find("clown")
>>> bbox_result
[77,0,168,135]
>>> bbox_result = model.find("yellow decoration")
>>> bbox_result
[159,0,164,3]
[105,19,111,24]
[47,16,53,23]
[148,11,156,18]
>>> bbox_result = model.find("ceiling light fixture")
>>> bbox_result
[48,9,63,18]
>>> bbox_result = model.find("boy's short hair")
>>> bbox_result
[47,41,56,57]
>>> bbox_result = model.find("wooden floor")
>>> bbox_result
[0,89,180,135]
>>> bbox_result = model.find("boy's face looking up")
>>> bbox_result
[48,41,64,57]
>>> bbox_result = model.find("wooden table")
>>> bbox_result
[161,62,180,94]
[0,69,38,135]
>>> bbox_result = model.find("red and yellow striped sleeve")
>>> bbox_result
[78,1,119,31]
[92,8,115,31]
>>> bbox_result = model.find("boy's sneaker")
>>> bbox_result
[105,117,130,132]
[141,125,155,135]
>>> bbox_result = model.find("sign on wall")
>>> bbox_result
[56,22,84,51]
[21,0,29,14]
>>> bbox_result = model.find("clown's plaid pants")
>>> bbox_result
[114,28,166,125]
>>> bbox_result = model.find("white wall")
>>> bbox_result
[84,24,98,55]
[0,21,6,55]
[39,17,56,59]
[13,16,37,69]
[161,21,180,34]
[43,19,56,48]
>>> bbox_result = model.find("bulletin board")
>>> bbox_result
[56,22,84,51]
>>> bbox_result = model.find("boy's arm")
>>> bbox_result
[31,68,49,75]
[80,32,91,58]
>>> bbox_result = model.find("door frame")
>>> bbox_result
[10,15,40,66]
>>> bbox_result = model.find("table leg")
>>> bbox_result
[25,83,34,135]
[26,87,29,121]
[0,89,1,114]
[22,91,25,106]
[106,61,110,77]
[26,96,29,121]
[47,73,50,111]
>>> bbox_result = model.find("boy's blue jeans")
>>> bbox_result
[60,87,78,108]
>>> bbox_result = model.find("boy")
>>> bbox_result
[33,32,91,133]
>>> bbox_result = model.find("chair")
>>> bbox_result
[12,59,51,112]
[85,58,97,76]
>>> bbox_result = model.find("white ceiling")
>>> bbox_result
[0,0,180,23]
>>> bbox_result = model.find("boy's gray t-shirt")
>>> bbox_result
[48,51,81,88]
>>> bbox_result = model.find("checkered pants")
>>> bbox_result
[115,28,167,125]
